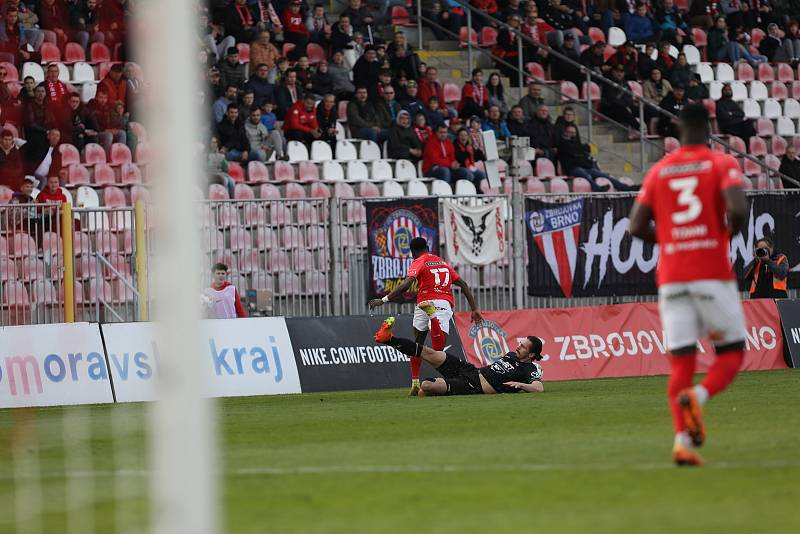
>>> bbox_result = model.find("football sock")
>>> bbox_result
[674,431,692,449]
[700,350,744,399]
[668,354,696,433]
[388,336,424,358]
[410,357,422,380]
[693,384,709,406]
[429,317,445,351]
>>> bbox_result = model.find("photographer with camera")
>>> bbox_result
[744,237,789,299]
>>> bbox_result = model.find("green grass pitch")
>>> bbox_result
[1,370,798,533]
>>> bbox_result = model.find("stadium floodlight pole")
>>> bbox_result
[137,1,217,534]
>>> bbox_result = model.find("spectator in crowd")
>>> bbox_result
[424,96,447,130]
[316,93,338,147]
[685,73,709,101]
[446,116,464,142]
[388,110,423,161]
[779,146,800,188]
[207,136,235,198]
[626,4,654,44]
[18,75,36,104]
[413,112,432,144]
[282,0,309,59]
[507,105,533,142]
[401,79,424,117]
[99,63,127,104]
[36,174,67,204]
[518,81,545,121]
[24,85,54,165]
[268,56,290,85]
[494,14,523,79]
[668,53,692,88]
[422,124,474,185]
[426,2,460,40]
[306,3,331,45]
[454,127,488,188]
[606,40,639,81]
[551,33,583,87]
[275,68,304,120]
[0,7,34,64]
[387,31,420,80]
[655,0,690,45]
[238,90,256,120]
[204,263,246,319]
[486,72,509,115]
[353,46,381,99]
[247,107,284,160]
[688,0,716,29]
[744,237,789,299]
[218,46,247,90]
[259,101,277,131]
[39,0,71,49]
[501,0,524,22]
[310,60,334,98]
[418,66,448,116]
[482,104,511,141]
[348,86,387,143]
[0,128,23,189]
[245,63,275,107]
[643,67,672,120]
[637,42,658,80]
[376,83,400,125]
[213,84,238,124]
[123,63,143,109]
[708,15,766,64]
[468,115,485,152]
[581,40,610,76]
[557,124,636,192]
[328,50,355,99]
[284,94,321,147]
[32,128,62,180]
[225,0,262,45]
[554,105,580,143]
[654,40,674,74]
[342,0,376,34]
[0,63,14,104]
[470,0,498,32]
[330,14,355,51]
[759,22,800,62]
[40,63,69,107]
[205,66,223,104]
[216,104,249,163]
[541,0,581,48]
[458,68,488,119]
[529,104,556,161]
[716,83,756,140]
[59,92,98,149]
[657,84,687,137]
[10,175,37,228]
[249,31,280,76]
[600,65,639,134]
[294,55,314,94]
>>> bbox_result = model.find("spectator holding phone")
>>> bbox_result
[745,237,789,299]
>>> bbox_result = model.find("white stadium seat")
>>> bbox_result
[359,139,381,161]
[287,140,309,162]
[682,44,701,66]
[406,179,428,196]
[743,99,761,119]
[696,63,714,84]
[382,180,405,197]
[608,27,626,47]
[71,61,96,83]
[371,160,393,181]
[346,160,369,182]
[322,160,344,181]
[784,98,800,119]
[455,180,477,196]
[310,140,333,161]
[335,140,358,161]
[715,63,734,82]
[708,81,723,100]
[394,159,417,181]
[431,180,453,196]
[777,117,796,136]
[731,81,747,101]
[749,81,768,101]
[763,98,782,119]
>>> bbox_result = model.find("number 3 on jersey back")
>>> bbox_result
[669,176,702,225]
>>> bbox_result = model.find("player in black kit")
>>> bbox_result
[374,316,544,396]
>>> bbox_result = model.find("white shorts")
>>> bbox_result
[658,279,747,351]
[412,299,453,334]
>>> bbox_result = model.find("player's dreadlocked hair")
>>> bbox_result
[527,336,543,361]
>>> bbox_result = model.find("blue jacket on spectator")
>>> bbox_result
[260,111,277,132]
[482,118,511,140]
[625,14,654,43]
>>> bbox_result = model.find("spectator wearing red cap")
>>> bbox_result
[285,94,322,147]
[0,129,24,189]
[282,0,309,60]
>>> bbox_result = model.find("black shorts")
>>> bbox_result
[436,353,483,395]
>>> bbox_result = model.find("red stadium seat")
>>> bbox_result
[757,63,775,82]
[358,182,380,197]
[0,258,16,281]
[282,43,295,57]
[571,177,592,193]
[728,135,746,154]
[298,161,320,183]
[480,26,498,47]
[120,163,142,185]
[40,232,62,258]
[334,181,355,197]
[310,182,331,198]
[32,280,57,304]
[535,158,556,177]
[751,28,766,47]
[224,161,245,183]
[95,230,119,255]
[777,63,794,83]
[771,81,788,100]
[67,164,91,186]
[59,144,80,167]
[391,6,411,26]
[296,203,320,224]
[40,42,61,63]
[603,45,615,62]
[459,26,478,47]
[307,43,326,64]
[84,143,107,165]
[792,81,800,100]
[549,178,570,193]
[560,81,579,102]
[3,281,30,306]
[208,184,229,200]
[588,27,605,43]
[664,136,680,153]
[270,205,292,225]
[744,158,763,176]
[282,227,305,249]
[749,136,768,156]
[691,28,707,48]
[285,182,306,198]
[234,183,255,199]
[90,42,111,64]
[245,161,268,183]
[20,258,45,282]
[765,154,781,171]
[737,63,755,82]
[526,62,545,81]
[443,82,460,104]
[338,100,349,121]
[103,186,128,207]
[0,61,19,81]
[229,227,252,251]
[134,141,150,164]
[771,135,787,156]
[259,183,280,199]
[64,43,86,63]
[272,161,295,182]
[130,185,150,205]
[110,143,132,166]
[129,122,147,142]
[12,233,37,258]
[236,43,250,63]
[256,227,279,249]
[243,205,267,227]
[0,185,12,203]
[93,163,116,186]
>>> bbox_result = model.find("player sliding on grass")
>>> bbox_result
[373,308,544,396]
[368,237,483,396]
[629,103,749,468]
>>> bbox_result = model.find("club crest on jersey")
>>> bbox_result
[526,199,584,298]
[467,320,510,366]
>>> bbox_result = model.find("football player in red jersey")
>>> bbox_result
[629,103,749,467]
[368,237,484,396]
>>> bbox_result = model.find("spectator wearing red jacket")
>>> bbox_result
[418,66,448,114]
[422,124,472,185]
[282,0,309,60]
[470,0,498,31]
[98,63,127,104]
[285,95,321,146]
[458,68,489,119]
[36,174,67,204]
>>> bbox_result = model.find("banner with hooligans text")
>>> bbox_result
[454,300,786,381]
[366,198,439,301]
[525,193,800,298]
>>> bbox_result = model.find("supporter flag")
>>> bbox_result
[366,199,439,301]
[443,200,506,266]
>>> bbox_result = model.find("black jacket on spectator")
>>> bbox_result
[507,117,533,143]
[529,115,556,151]
[554,116,581,144]
[551,43,583,87]
[347,99,380,129]
[316,104,338,144]
[244,75,275,107]
[311,71,334,97]
[274,84,304,120]
[637,53,658,80]
[224,2,261,45]
[580,48,606,73]
[541,5,574,30]
[340,6,374,33]
[657,93,687,137]
[716,97,756,140]
[779,156,800,188]
[557,136,594,174]
[216,117,248,152]
[353,57,381,99]
[387,123,423,160]
[669,65,692,89]
[330,22,354,50]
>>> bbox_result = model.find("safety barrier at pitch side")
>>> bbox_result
[456,299,789,381]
